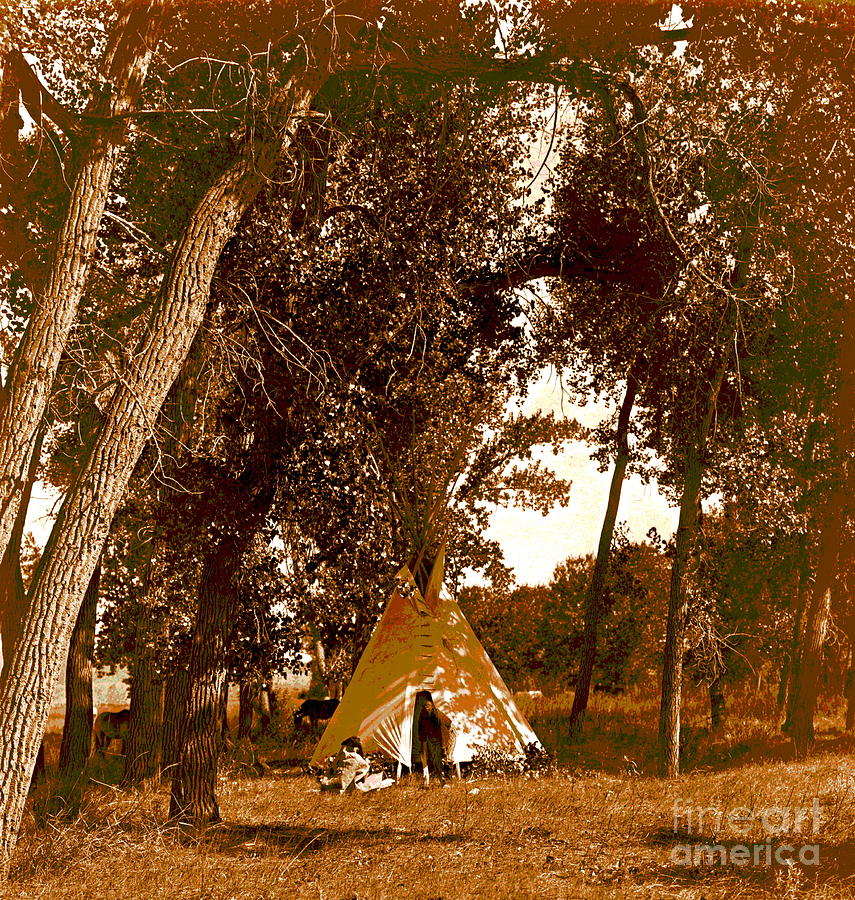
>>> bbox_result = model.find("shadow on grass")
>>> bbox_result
[532,712,660,774]
[530,693,855,778]
[204,822,466,857]
[645,827,855,888]
[689,729,855,774]
[264,757,311,775]
[28,755,128,824]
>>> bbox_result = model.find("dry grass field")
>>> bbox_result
[5,688,854,900]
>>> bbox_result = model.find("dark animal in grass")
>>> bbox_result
[293,698,339,729]
[593,683,626,695]
[92,708,130,755]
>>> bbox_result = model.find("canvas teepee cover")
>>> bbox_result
[310,561,540,768]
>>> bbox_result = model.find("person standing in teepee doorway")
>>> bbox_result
[416,691,452,785]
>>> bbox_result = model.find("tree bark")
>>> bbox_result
[238,680,257,741]
[567,371,637,735]
[169,536,244,826]
[782,544,811,730]
[0,66,327,873]
[123,339,204,784]
[709,673,727,734]
[0,424,43,676]
[0,1,166,579]
[659,441,705,777]
[161,666,189,782]
[168,465,278,825]
[219,678,231,750]
[58,564,100,779]
[0,427,44,797]
[122,637,165,787]
[789,510,842,758]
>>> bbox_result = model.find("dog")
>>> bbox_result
[92,708,130,755]
[293,698,339,729]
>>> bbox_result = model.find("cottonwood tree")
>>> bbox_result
[0,0,168,622]
[116,2,556,823]
[773,71,855,761]
[30,0,509,821]
[576,6,852,775]
[0,0,381,866]
[707,230,845,741]
[167,403,298,824]
[540,72,682,734]
[220,65,577,686]
[490,1,855,773]
[655,4,855,761]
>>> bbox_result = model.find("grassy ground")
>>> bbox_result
[4,688,854,900]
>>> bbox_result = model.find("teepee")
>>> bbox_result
[310,551,541,769]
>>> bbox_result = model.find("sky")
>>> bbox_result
[482,370,679,587]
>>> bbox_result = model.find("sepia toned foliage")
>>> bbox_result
[0,0,851,876]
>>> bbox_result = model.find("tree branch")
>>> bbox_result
[460,247,600,298]
[6,49,83,137]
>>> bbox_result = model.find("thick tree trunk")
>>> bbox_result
[568,372,637,735]
[122,641,165,787]
[0,429,44,799]
[0,69,326,873]
[169,536,244,826]
[0,424,43,675]
[124,340,203,784]
[58,564,100,778]
[161,667,189,782]
[789,510,842,758]
[0,2,166,576]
